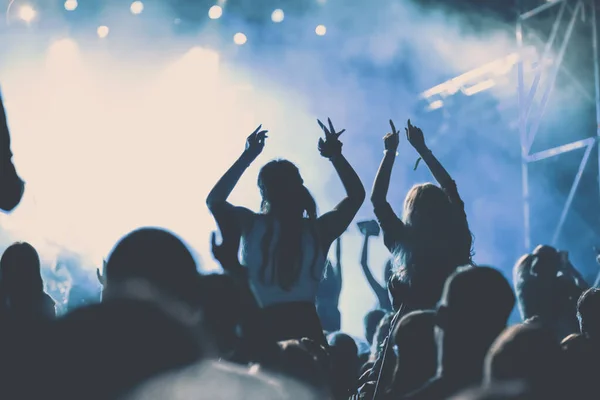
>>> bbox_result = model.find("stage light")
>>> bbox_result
[64,0,78,11]
[233,32,247,45]
[18,5,36,23]
[130,1,144,15]
[97,26,109,38]
[271,9,284,23]
[208,5,222,19]
[315,25,326,36]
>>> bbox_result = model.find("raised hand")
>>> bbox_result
[384,120,400,153]
[317,118,345,160]
[244,125,268,160]
[406,119,426,152]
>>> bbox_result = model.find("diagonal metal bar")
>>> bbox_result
[523,2,568,128]
[526,137,594,162]
[526,1,584,154]
[552,138,596,245]
[521,0,565,21]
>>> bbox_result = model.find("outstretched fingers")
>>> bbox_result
[389,119,397,135]
[317,119,330,135]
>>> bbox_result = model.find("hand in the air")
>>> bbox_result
[244,125,268,160]
[317,118,345,160]
[406,119,426,152]
[384,120,400,152]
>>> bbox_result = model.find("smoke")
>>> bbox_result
[0,0,592,334]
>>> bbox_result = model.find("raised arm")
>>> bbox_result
[206,126,267,212]
[0,91,24,212]
[371,121,406,254]
[406,119,458,200]
[358,220,390,309]
[371,120,399,208]
[316,118,366,247]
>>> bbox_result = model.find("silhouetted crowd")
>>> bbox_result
[0,91,597,399]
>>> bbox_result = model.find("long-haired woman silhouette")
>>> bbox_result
[207,119,365,345]
[371,120,473,316]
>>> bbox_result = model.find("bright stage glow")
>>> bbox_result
[64,0,78,11]
[18,5,36,23]
[97,26,109,38]
[208,5,223,20]
[315,25,327,36]
[233,32,247,45]
[271,9,284,23]
[130,1,144,15]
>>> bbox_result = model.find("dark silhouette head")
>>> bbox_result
[0,242,43,296]
[577,287,600,339]
[484,323,562,398]
[104,227,200,306]
[277,339,331,395]
[256,159,320,291]
[436,266,515,378]
[364,309,386,345]
[390,310,437,395]
[513,245,580,340]
[402,183,454,229]
[370,312,394,361]
[258,159,315,218]
[328,333,359,399]
[0,241,54,321]
[561,333,598,398]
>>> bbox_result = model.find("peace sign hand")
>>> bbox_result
[384,120,400,152]
[317,118,345,160]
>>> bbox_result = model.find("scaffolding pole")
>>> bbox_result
[517,0,599,251]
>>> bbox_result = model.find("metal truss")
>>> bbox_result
[517,0,600,250]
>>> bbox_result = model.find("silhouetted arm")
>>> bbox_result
[318,153,366,247]
[206,127,267,225]
[407,119,463,207]
[371,121,406,254]
[0,92,24,212]
[206,153,253,212]
[360,234,389,309]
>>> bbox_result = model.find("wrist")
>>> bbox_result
[239,151,255,165]
[416,146,430,155]
[384,149,399,156]
[328,152,343,162]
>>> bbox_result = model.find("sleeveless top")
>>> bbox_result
[240,214,327,308]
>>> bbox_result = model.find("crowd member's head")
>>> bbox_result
[256,159,321,291]
[0,242,55,320]
[370,312,394,361]
[561,333,598,399]
[484,323,562,399]
[389,310,437,396]
[513,245,581,340]
[577,287,600,339]
[103,227,200,307]
[34,298,203,400]
[276,339,332,397]
[327,333,359,399]
[435,266,515,380]
[363,309,386,345]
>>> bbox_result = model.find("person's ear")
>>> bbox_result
[435,305,448,330]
